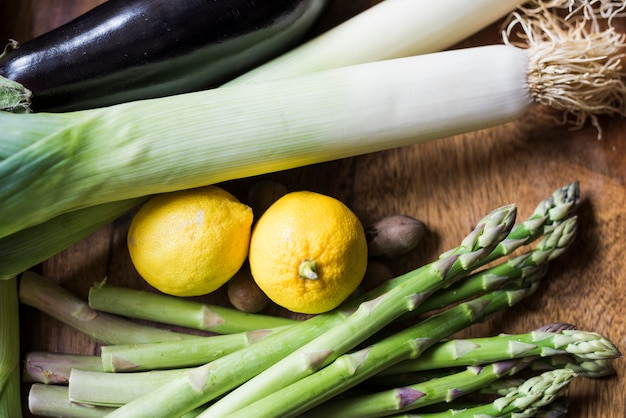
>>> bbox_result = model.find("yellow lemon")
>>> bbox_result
[248,191,368,314]
[127,186,253,297]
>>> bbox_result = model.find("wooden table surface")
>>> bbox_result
[2,1,625,417]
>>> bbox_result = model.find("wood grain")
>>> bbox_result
[3,1,625,417]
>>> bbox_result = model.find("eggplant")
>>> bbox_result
[0,0,327,112]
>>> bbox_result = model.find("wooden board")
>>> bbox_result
[2,1,624,417]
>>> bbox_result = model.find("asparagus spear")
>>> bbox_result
[302,359,537,418]
[28,384,206,418]
[378,324,619,375]
[374,394,570,417]
[386,369,576,418]
[97,268,542,374]
[18,271,197,344]
[23,352,103,384]
[88,283,297,334]
[28,384,115,418]
[530,354,618,378]
[68,368,191,407]
[0,277,21,418]
[100,327,287,372]
[106,204,516,418]
[217,279,542,418]
[368,353,616,392]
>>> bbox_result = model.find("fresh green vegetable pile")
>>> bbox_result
[1,1,625,417]
[15,182,622,417]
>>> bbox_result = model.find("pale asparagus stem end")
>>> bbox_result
[23,352,103,384]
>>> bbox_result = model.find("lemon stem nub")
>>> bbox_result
[298,260,318,280]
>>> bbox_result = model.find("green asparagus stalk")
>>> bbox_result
[28,384,115,418]
[530,354,618,378]
[378,324,619,375]
[100,328,286,372]
[88,283,297,334]
[106,204,516,418]
[18,271,198,344]
[0,277,21,418]
[68,368,192,407]
[23,352,104,384]
[301,359,537,418]
[27,383,209,418]
[386,369,575,418]
[216,280,542,418]
[397,393,570,416]
[368,353,616,391]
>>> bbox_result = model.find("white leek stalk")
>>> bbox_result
[1,8,625,241]
[0,45,529,238]
[228,0,527,84]
[0,277,21,418]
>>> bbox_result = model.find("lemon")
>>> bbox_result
[127,186,253,297]
[248,191,368,314]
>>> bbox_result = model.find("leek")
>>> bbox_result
[227,0,527,84]
[1,6,624,242]
[0,199,146,280]
[0,277,21,418]
[0,0,597,279]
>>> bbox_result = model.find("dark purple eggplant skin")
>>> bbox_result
[0,0,327,112]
